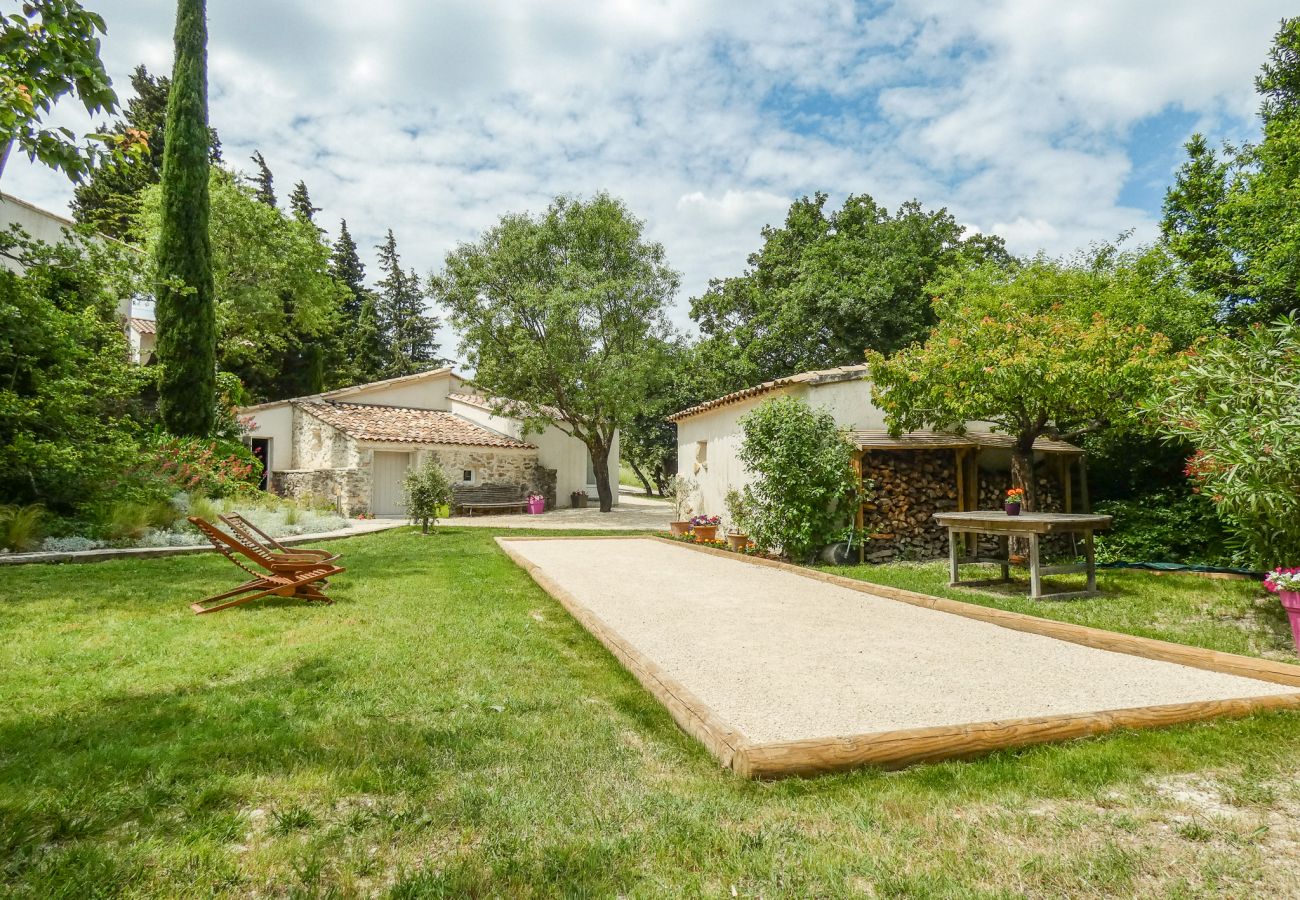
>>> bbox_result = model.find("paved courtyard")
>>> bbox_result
[442,491,672,531]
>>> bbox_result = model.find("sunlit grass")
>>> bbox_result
[2,528,1299,896]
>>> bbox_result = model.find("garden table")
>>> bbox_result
[932,511,1113,600]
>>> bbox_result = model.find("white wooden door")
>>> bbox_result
[372,451,412,515]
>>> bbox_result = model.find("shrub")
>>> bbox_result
[403,460,453,534]
[1093,491,1233,567]
[1159,316,1300,567]
[0,504,46,552]
[737,396,861,562]
[104,499,176,542]
[138,437,261,499]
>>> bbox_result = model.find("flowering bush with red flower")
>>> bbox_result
[1160,316,1300,567]
[140,437,262,499]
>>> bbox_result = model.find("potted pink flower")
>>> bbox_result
[691,514,721,543]
[526,493,545,515]
[1265,567,1300,654]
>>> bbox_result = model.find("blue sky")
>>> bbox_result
[3,0,1288,334]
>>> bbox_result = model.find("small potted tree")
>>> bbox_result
[724,488,751,551]
[403,459,454,534]
[1266,568,1300,655]
[690,514,721,543]
[667,475,694,537]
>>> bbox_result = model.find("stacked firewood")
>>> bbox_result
[861,451,959,563]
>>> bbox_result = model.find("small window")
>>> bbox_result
[696,441,708,464]
[462,469,474,483]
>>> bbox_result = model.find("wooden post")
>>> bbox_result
[1028,532,1042,599]
[854,452,865,564]
[954,449,967,556]
[1064,456,1073,513]
[948,528,960,586]
[999,534,1010,582]
[1078,453,1091,513]
[1085,529,1097,593]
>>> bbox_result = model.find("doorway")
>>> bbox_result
[372,451,412,515]
[250,438,271,492]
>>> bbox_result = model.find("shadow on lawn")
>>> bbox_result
[0,656,508,891]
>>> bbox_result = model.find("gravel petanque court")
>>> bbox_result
[500,537,1300,777]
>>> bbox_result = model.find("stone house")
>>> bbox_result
[241,368,618,516]
[669,364,1085,562]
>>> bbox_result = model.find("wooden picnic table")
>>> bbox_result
[933,511,1113,600]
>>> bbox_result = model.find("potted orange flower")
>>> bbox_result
[1004,487,1024,516]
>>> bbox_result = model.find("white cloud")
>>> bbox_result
[2,0,1291,347]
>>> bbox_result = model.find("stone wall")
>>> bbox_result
[860,450,1066,563]
[422,446,557,510]
[293,408,359,469]
[273,467,371,517]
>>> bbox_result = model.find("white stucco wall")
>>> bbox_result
[448,397,619,504]
[242,403,295,474]
[338,371,459,409]
[0,195,78,273]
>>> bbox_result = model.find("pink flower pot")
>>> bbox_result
[527,497,545,515]
[1280,591,1300,655]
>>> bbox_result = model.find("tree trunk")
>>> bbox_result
[421,516,429,534]
[628,459,655,496]
[590,440,614,513]
[1010,436,1038,512]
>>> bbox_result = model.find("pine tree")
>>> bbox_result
[289,180,321,229]
[155,0,216,436]
[71,64,221,239]
[250,150,275,206]
[375,229,440,377]
[330,219,366,319]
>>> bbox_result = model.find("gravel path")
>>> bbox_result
[506,538,1295,744]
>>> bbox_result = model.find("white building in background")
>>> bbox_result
[241,368,618,516]
[1,192,154,357]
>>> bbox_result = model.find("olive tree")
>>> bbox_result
[432,193,679,512]
[402,458,453,535]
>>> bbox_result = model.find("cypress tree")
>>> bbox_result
[250,150,275,206]
[154,0,216,437]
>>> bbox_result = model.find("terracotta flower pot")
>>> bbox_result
[668,521,691,537]
[726,532,749,551]
[693,524,719,543]
[1280,591,1300,655]
[1005,502,1021,516]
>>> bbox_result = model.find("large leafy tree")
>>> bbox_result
[0,0,125,183]
[139,168,349,400]
[375,230,439,377]
[433,193,679,512]
[154,0,216,436]
[867,253,1200,510]
[691,192,1009,390]
[0,225,151,511]
[1162,17,1300,325]
[71,65,222,240]
[1159,317,1300,568]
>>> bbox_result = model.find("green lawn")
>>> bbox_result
[4,529,1300,897]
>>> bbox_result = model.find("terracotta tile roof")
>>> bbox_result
[128,317,156,335]
[849,430,1082,454]
[298,401,536,449]
[667,364,872,422]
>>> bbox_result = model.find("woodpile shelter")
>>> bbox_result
[668,364,1087,563]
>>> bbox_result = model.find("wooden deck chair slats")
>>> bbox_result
[187,517,345,614]
[219,512,338,563]
[189,517,331,577]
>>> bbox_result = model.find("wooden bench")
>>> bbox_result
[453,483,529,516]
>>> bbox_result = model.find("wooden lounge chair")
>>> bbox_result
[188,517,345,615]
[219,512,339,564]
